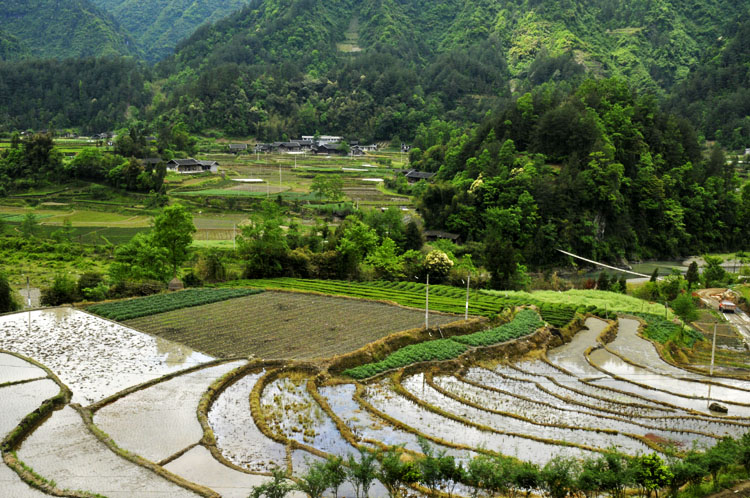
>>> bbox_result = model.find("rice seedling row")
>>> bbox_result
[432,374,715,449]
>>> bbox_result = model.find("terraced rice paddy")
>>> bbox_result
[1,299,749,496]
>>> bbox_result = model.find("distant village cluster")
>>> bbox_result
[249,135,378,156]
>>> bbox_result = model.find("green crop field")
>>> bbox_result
[123,291,459,358]
[344,309,543,379]
[221,278,612,327]
[88,288,263,321]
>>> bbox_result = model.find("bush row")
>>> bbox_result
[88,288,263,321]
[343,310,542,379]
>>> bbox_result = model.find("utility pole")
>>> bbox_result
[425,273,430,330]
[708,322,717,406]
[465,275,470,321]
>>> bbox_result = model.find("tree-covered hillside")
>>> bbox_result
[89,0,251,61]
[409,78,749,283]
[151,0,749,142]
[0,29,28,61]
[0,0,139,59]
[0,58,151,133]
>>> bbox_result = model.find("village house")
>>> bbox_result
[166,158,219,174]
[228,143,248,154]
[404,169,435,183]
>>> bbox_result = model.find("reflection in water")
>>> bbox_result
[155,337,195,366]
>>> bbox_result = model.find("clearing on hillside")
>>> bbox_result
[125,291,459,358]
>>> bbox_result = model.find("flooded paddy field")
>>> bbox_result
[2,303,749,497]
[94,360,245,462]
[0,352,47,384]
[0,308,214,404]
[17,406,199,498]
[208,370,288,472]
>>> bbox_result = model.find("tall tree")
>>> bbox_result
[151,204,196,277]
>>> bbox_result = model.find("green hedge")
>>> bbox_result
[88,288,263,321]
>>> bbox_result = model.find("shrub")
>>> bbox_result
[108,280,165,299]
[0,272,19,312]
[40,274,78,306]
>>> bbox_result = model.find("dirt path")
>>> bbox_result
[707,480,750,497]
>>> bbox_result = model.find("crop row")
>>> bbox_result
[453,310,545,347]
[632,313,704,347]
[88,288,263,321]
[343,310,543,379]
[231,278,582,329]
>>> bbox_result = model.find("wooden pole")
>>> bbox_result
[425,273,430,330]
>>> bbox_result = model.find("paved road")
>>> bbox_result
[695,288,750,348]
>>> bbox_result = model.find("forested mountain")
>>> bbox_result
[0,58,151,133]
[667,20,750,149]
[0,0,748,149]
[0,29,28,61]
[0,0,139,59]
[153,0,749,142]
[89,0,251,61]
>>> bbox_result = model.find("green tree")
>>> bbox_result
[366,238,404,280]
[540,456,579,498]
[702,255,727,288]
[0,272,18,313]
[196,250,227,282]
[295,460,330,498]
[650,268,659,282]
[513,462,540,498]
[40,274,78,306]
[20,212,39,239]
[238,202,289,278]
[250,468,294,498]
[685,261,700,289]
[346,448,378,498]
[311,175,344,202]
[376,446,421,498]
[597,272,610,291]
[323,456,347,498]
[404,221,424,251]
[633,453,672,498]
[109,232,171,283]
[152,204,196,277]
[671,293,698,333]
[424,250,454,283]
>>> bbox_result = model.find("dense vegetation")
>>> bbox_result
[0,58,150,134]
[265,435,750,498]
[89,0,249,61]
[87,287,262,320]
[343,309,543,379]
[0,0,139,59]
[0,0,748,150]
[412,78,750,274]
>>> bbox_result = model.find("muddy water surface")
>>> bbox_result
[0,352,46,384]
[209,371,287,471]
[17,406,199,497]
[0,309,215,404]
[1,379,59,436]
[0,461,50,497]
[94,360,245,462]
[547,317,609,376]
[164,445,281,498]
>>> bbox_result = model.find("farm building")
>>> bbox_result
[228,144,248,153]
[404,169,436,183]
[166,159,219,174]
